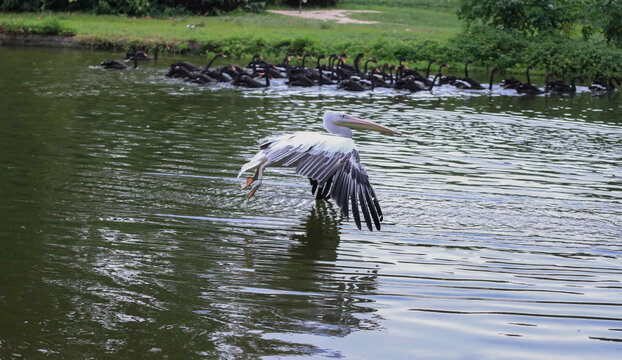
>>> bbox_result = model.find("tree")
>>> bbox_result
[455,0,584,36]
[587,0,622,46]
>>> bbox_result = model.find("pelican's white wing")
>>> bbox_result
[239,132,383,231]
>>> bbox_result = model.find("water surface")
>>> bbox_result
[1,47,621,359]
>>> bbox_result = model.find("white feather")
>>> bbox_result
[238,132,355,177]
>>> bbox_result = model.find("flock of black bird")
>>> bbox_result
[101,45,621,96]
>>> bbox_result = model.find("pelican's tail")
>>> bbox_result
[237,136,276,177]
[238,152,265,178]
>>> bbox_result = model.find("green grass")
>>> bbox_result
[0,2,460,62]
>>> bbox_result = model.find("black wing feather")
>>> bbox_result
[351,179,361,230]
[320,177,332,199]
[357,183,373,231]
[310,178,318,195]
[289,146,383,231]
[364,185,381,230]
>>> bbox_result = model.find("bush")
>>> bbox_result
[456,0,584,36]
[0,0,268,17]
[444,25,622,78]
[0,15,75,36]
[587,0,622,47]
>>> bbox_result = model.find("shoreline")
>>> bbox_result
[2,12,620,78]
[0,33,211,53]
[1,33,78,47]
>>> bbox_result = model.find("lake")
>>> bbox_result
[0,46,621,359]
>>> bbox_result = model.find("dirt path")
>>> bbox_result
[266,9,380,24]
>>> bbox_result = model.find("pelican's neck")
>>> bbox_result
[323,115,352,138]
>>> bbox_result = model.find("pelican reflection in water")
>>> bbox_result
[238,110,402,231]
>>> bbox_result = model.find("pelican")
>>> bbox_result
[238,111,402,231]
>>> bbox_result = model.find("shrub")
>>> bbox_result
[456,0,584,36]
[0,16,75,36]
[0,0,268,17]
[444,25,622,78]
[587,0,622,47]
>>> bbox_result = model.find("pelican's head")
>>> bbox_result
[323,111,402,138]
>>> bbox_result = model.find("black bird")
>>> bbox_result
[153,43,169,61]
[201,53,231,82]
[233,69,271,88]
[124,45,151,61]
[457,60,485,90]
[170,61,202,73]
[503,65,533,90]
[337,78,373,91]
[488,66,501,90]
[101,56,137,70]
[278,53,300,72]
[189,73,217,84]
[166,64,193,78]
[589,77,620,96]
[286,66,314,87]
[517,71,554,95]
[339,52,365,75]
[547,76,584,93]
[436,63,457,86]
[317,64,336,86]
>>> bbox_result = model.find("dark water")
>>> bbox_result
[1,47,621,359]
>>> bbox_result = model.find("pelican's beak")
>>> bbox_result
[339,115,402,136]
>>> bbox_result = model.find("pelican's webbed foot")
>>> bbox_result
[247,180,262,199]
[241,177,255,190]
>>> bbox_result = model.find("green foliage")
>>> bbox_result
[0,15,75,36]
[586,0,622,47]
[446,25,622,78]
[456,0,584,35]
[455,0,622,48]
[1,0,40,12]
[0,0,267,16]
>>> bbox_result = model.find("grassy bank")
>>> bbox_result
[0,2,458,70]
[1,1,621,78]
